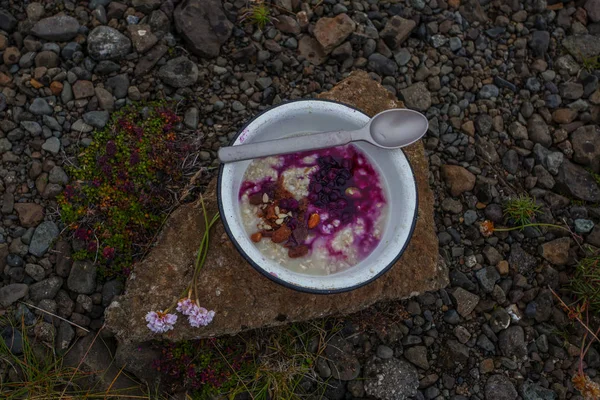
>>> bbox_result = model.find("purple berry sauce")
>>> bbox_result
[239,144,388,273]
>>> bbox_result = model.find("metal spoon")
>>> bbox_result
[218,108,429,163]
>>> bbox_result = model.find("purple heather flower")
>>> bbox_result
[145,310,177,333]
[106,140,117,157]
[176,298,215,327]
[101,164,112,176]
[129,151,140,165]
[87,241,97,252]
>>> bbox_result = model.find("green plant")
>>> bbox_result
[503,194,542,227]
[241,0,271,29]
[59,103,185,278]
[0,319,148,399]
[551,289,600,399]
[479,194,571,237]
[570,256,600,312]
[582,54,600,72]
[223,322,332,400]
[155,320,338,399]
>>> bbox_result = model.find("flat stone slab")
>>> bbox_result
[105,71,448,343]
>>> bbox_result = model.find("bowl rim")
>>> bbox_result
[217,99,419,294]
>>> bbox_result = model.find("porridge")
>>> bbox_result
[238,144,388,275]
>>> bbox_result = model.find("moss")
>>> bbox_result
[59,102,185,278]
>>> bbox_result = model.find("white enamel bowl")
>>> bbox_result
[217,100,418,294]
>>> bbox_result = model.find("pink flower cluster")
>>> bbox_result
[145,311,177,333]
[145,299,215,334]
[177,298,215,328]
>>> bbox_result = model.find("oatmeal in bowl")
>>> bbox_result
[239,145,388,275]
[218,100,418,293]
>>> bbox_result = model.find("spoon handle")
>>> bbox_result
[218,130,353,163]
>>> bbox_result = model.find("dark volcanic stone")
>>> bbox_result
[174,0,233,58]
[555,159,600,202]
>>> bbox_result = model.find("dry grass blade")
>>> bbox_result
[20,302,90,333]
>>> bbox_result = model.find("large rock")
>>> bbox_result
[157,56,198,88]
[508,244,537,275]
[555,159,600,202]
[459,0,487,23]
[485,375,517,400]
[67,261,97,294]
[0,10,16,32]
[571,125,600,173]
[13,203,44,228]
[450,287,480,317]
[87,26,132,60]
[0,284,28,307]
[127,24,158,54]
[325,336,361,380]
[527,114,552,148]
[380,16,416,50]
[441,165,476,197]
[363,358,418,400]
[105,71,447,343]
[298,36,327,66]
[563,35,600,62]
[539,237,571,265]
[31,15,80,41]
[400,82,432,112]
[313,14,356,54]
[134,44,168,76]
[586,0,600,23]
[29,221,59,257]
[521,380,557,400]
[499,326,527,358]
[174,0,233,58]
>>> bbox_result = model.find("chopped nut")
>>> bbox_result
[271,225,292,243]
[250,232,262,242]
[275,218,284,225]
[265,205,277,220]
[308,213,320,229]
[277,213,288,219]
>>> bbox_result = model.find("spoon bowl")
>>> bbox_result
[218,108,428,163]
[367,109,429,149]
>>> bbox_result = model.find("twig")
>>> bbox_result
[60,325,105,399]
[550,288,600,343]
[20,302,90,333]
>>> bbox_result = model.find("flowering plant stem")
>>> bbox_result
[191,196,220,302]
[145,196,220,333]
[493,222,571,233]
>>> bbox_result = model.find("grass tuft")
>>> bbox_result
[582,54,600,72]
[503,194,542,227]
[155,320,340,399]
[0,318,149,399]
[570,256,600,312]
[241,0,271,30]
